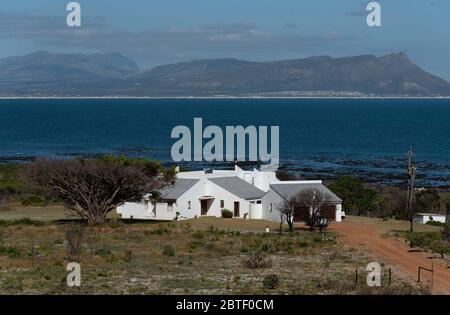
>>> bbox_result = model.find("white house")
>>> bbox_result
[413,213,446,225]
[117,166,343,223]
[261,181,342,222]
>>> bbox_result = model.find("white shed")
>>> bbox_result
[413,213,446,224]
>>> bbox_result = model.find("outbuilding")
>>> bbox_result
[413,213,446,224]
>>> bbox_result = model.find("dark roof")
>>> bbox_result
[270,182,342,203]
[159,178,199,200]
[209,177,265,200]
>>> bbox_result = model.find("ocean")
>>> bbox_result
[0,98,449,187]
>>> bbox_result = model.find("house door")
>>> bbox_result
[294,206,310,222]
[234,202,240,217]
[320,205,336,221]
[201,200,208,216]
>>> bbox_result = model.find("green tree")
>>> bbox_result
[416,189,440,213]
[328,176,380,216]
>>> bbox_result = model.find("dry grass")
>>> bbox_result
[0,204,120,221]
[343,215,441,235]
[0,211,428,295]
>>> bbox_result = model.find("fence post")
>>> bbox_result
[388,268,391,286]
[431,261,434,291]
[417,267,421,283]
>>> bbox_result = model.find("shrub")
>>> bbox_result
[162,245,175,257]
[145,224,172,235]
[0,217,43,227]
[65,224,84,261]
[262,274,280,290]
[259,240,276,254]
[429,240,449,258]
[0,245,21,258]
[313,235,323,243]
[242,251,272,269]
[406,232,440,249]
[203,242,215,252]
[124,250,133,262]
[20,195,50,207]
[298,240,309,248]
[221,209,233,218]
[192,230,205,239]
[95,246,113,257]
[0,227,4,246]
[426,221,445,227]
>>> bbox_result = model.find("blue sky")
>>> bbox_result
[1,0,450,79]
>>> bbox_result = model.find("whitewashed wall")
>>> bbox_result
[413,214,446,224]
[261,189,285,222]
[117,179,257,220]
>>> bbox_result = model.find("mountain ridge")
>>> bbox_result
[0,51,449,97]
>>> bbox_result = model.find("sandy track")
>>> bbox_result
[329,220,450,294]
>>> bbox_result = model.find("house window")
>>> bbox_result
[168,202,173,212]
[270,203,273,212]
[188,201,191,209]
[220,200,224,208]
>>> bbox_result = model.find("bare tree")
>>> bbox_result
[278,197,297,232]
[277,188,334,232]
[22,158,171,225]
[297,188,333,231]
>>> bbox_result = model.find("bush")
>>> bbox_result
[221,209,233,218]
[0,217,43,227]
[203,242,215,252]
[192,230,205,239]
[145,224,172,235]
[95,246,113,257]
[313,235,323,243]
[426,221,445,227]
[406,232,440,249]
[124,250,133,262]
[162,245,175,257]
[430,241,449,258]
[259,240,276,253]
[0,245,21,258]
[20,195,50,207]
[65,224,84,261]
[262,274,280,290]
[406,231,449,258]
[242,251,272,269]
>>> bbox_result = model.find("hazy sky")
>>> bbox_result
[1,0,450,79]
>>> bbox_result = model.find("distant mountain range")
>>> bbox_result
[1,51,449,97]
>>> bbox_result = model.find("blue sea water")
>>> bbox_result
[0,98,449,187]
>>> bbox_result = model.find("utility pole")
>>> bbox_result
[406,146,416,233]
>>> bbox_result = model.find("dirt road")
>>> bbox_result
[329,219,450,294]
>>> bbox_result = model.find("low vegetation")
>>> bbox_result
[0,163,446,295]
[0,217,428,294]
[328,176,450,220]
[406,231,450,258]
[221,209,233,218]
[262,274,279,289]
